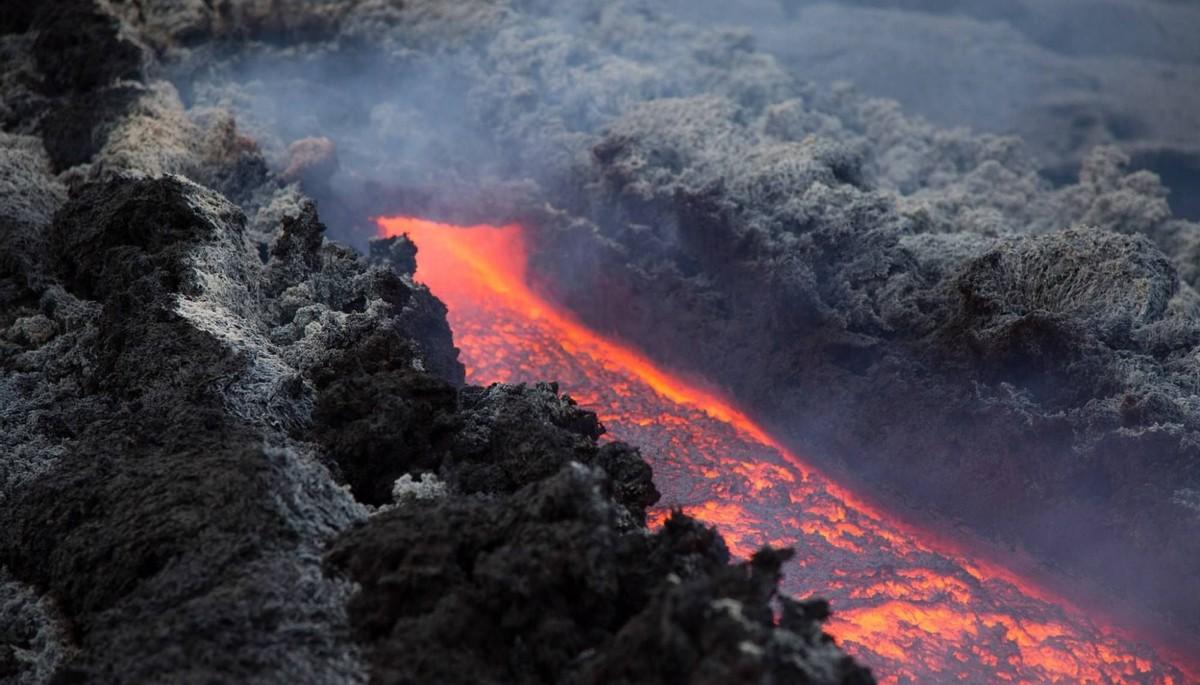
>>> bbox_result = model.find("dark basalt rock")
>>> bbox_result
[313,349,460,505]
[328,466,872,685]
[30,0,143,97]
[369,235,418,277]
[37,87,142,172]
[592,441,661,517]
[262,204,464,388]
[448,383,605,496]
[1,175,364,683]
[0,0,150,173]
[312,354,661,522]
[0,219,44,330]
[0,0,38,36]
[49,175,235,300]
[574,548,875,685]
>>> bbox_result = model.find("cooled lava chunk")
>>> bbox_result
[327,465,874,685]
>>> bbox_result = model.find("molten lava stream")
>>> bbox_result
[378,216,1197,685]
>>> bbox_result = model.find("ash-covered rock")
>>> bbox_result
[0,134,64,229]
[12,0,144,173]
[0,570,68,685]
[1,174,367,684]
[659,0,1200,218]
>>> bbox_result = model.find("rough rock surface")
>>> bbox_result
[330,467,870,685]
[0,2,872,684]
[1,173,369,684]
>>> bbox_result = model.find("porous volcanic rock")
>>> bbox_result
[328,465,871,685]
[1,173,367,683]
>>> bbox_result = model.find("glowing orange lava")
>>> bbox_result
[378,216,1199,685]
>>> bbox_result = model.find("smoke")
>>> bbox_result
[150,0,1200,654]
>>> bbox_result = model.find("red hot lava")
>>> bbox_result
[378,216,1198,685]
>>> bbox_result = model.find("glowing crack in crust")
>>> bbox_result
[379,216,1196,685]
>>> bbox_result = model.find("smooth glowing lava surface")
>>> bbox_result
[378,216,1197,685]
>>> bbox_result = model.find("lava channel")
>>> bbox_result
[378,216,1198,685]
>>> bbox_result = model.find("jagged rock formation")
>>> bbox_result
[1,172,367,683]
[330,471,867,685]
[0,2,873,683]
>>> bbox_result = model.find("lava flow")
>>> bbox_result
[378,216,1197,685]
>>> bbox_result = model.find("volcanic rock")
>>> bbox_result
[328,466,871,685]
